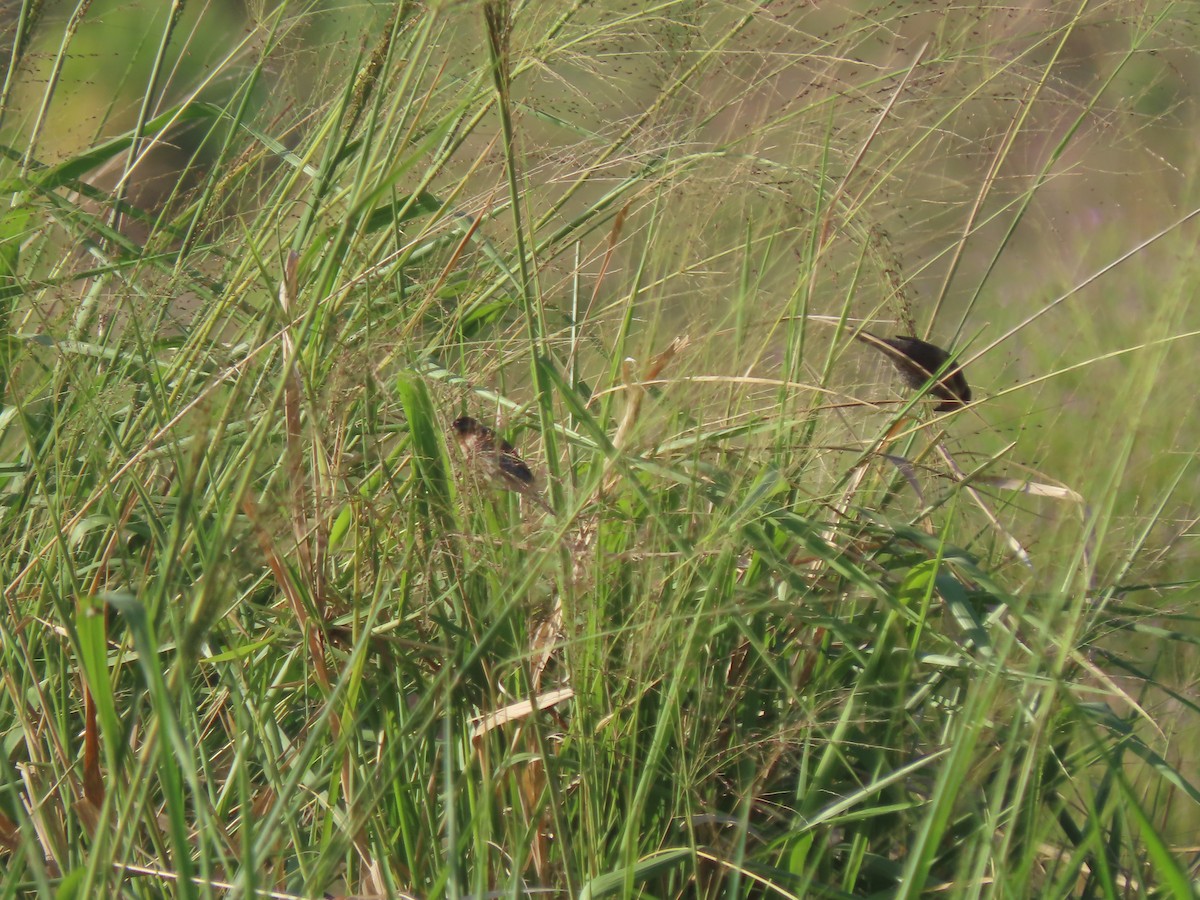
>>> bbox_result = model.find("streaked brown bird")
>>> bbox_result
[451,415,554,514]
[854,331,971,412]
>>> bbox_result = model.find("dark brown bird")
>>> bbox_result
[854,331,971,412]
[451,416,554,514]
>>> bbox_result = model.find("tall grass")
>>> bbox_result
[1,0,1198,896]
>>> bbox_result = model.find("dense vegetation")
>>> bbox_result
[1,1,1198,897]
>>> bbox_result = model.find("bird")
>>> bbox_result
[854,331,971,412]
[451,415,554,514]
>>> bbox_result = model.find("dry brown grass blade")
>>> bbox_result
[469,687,575,742]
[569,202,632,379]
[974,476,1084,503]
[241,494,335,698]
[278,252,316,584]
[589,201,630,312]
[470,682,574,880]
[614,336,689,451]
[0,808,19,853]
[112,862,368,900]
[78,491,141,818]
[597,336,688,499]
[522,751,551,880]
[269,294,392,899]
[277,253,341,629]
[81,690,102,813]
[430,193,495,299]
